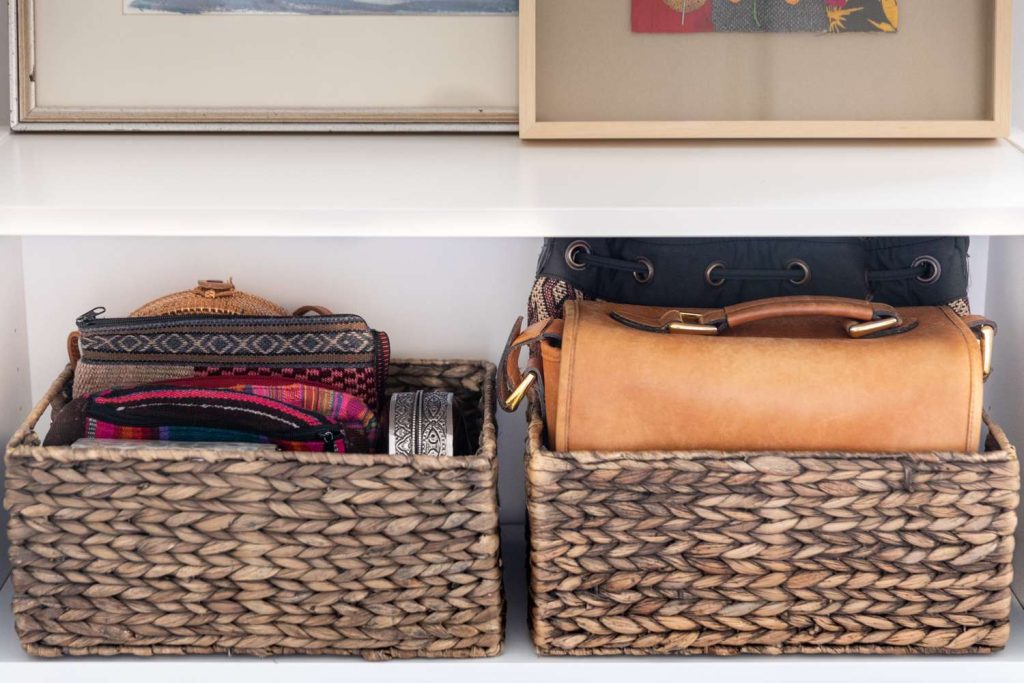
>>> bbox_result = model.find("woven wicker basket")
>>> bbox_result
[525,404,1018,656]
[5,360,503,660]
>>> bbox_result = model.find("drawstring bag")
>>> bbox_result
[529,237,970,325]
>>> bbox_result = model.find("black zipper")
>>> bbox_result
[87,398,348,451]
[76,307,107,327]
[75,308,366,329]
[319,429,343,453]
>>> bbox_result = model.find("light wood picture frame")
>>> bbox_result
[10,0,519,132]
[519,0,1013,139]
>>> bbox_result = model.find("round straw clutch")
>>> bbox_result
[130,279,289,317]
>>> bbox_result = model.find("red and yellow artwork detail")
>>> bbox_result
[632,0,899,33]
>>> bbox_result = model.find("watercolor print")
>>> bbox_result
[632,0,898,34]
[126,0,517,15]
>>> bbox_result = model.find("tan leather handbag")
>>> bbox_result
[501,296,996,454]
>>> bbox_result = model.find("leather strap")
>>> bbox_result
[499,317,555,411]
[293,305,334,317]
[194,279,235,296]
[67,331,82,368]
[963,314,998,335]
[713,296,890,328]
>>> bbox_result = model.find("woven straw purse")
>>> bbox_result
[130,278,289,317]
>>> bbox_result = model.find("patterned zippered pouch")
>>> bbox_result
[45,379,378,453]
[70,308,390,413]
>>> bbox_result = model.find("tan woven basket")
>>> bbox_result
[5,360,503,660]
[525,404,1018,656]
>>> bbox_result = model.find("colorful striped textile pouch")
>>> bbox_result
[69,308,391,413]
[45,380,378,453]
[161,376,380,447]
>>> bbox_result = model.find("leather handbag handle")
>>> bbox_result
[499,317,560,412]
[67,331,82,368]
[293,305,334,317]
[614,296,910,339]
[717,296,892,328]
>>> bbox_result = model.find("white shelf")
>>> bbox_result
[2,133,1024,237]
[2,526,1023,683]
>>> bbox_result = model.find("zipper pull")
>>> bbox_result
[76,307,107,327]
[319,429,341,453]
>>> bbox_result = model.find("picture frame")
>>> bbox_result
[519,0,1013,139]
[9,0,519,132]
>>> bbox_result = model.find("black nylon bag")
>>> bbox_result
[529,237,970,324]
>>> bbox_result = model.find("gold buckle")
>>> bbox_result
[847,316,900,339]
[504,372,537,412]
[667,311,719,336]
[979,325,995,381]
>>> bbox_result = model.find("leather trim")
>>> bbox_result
[849,318,919,339]
[963,314,998,335]
[556,304,580,452]
[498,317,526,407]
[293,305,334,317]
[943,306,984,453]
[716,296,893,328]
[610,310,687,333]
[498,317,553,411]
[67,332,82,368]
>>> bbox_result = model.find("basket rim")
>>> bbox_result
[6,360,497,469]
[525,401,1016,465]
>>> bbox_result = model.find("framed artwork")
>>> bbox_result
[519,0,1013,139]
[10,0,518,131]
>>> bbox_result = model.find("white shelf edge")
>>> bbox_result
[3,134,1024,238]
[5,207,1024,238]
[1,525,1022,683]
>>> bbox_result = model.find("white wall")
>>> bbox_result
[21,236,542,523]
[969,236,991,313]
[983,236,1024,596]
[0,237,31,579]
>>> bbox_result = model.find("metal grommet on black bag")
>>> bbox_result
[913,255,942,285]
[634,257,654,284]
[564,240,592,271]
[705,261,726,287]
[786,259,812,286]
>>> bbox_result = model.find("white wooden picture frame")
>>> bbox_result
[10,0,519,131]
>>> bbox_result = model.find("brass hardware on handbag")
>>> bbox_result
[504,371,536,412]
[664,311,719,336]
[846,316,902,338]
[502,296,996,454]
[980,324,995,379]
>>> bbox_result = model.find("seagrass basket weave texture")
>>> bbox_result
[525,405,1019,656]
[5,360,503,660]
